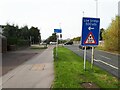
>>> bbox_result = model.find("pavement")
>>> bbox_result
[0,53,2,90]
[1,45,55,89]
[2,47,45,76]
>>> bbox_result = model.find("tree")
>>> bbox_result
[103,16,119,52]
[99,28,105,40]
[3,24,19,45]
[29,26,41,44]
[20,25,30,40]
[2,23,41,47]
[72,36,81,41]
[3,24,18,38]
[45,33,57,44]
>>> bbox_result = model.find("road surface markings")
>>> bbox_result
[82,50,117,69]
[94,59,118,70]
[100,55,111,60]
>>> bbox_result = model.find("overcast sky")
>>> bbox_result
[0,0,119,39]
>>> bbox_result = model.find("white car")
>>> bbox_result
[50,42,57,45]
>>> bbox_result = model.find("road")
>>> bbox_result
[64,45,119,78]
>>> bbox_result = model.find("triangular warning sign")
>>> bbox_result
[84,32,96,44]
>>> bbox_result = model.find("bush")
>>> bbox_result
[7,38,30,47]
[103,16,119,52]
[7,37,18,45]
[17,39,30,47]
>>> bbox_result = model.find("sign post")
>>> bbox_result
[54,29,62,58]
[91,46,94,69]
[81,17,100,70]
[84,46,87,70]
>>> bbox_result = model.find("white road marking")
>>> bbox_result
[100,55,111,60]
[82,50,117,69]
[86,50,112,60]
[94,59,118,70]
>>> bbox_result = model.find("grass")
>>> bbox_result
[95,46,119,54]
[95,45,105,51]
[30,45,47,49]
[52,46,119,89]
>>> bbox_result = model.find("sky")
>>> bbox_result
[0,0,119,40]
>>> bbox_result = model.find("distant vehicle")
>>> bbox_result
[79,45,91,50]
[50,42,57,45]
[40,42,47,45]
[64,41,73,45]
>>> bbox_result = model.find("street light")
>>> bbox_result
[91,0,98,69]
[83,11,85,17]
[95,0,98,18]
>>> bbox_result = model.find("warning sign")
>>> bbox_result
[84,32,96,44]
[81,17,100,46]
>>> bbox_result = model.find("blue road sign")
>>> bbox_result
[54,29,62,33]
[81,17,100,46]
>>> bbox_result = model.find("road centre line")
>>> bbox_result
[87,51,111,60]
[94,59,118,70]
[100,55,111,60]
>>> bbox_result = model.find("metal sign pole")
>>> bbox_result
[56,34,58,58]
[91,46,94,69]
[84,46,87,70]
[54,29,62,59]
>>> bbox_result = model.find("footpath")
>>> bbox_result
[1,45,54,88]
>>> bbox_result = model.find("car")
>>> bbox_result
[79,45,91,50]
[50,42,57,45]
[64,41,73,45]
[40,42,47,45]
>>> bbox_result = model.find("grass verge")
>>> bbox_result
[95,46,119,54]
[30,45,47,49]
[52,46,119,89]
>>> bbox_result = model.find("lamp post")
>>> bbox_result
[91,0,98,69]
[95,0,98,18]
[83,11,85,17]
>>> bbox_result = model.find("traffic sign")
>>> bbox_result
[54,29,62,33]
[60,34,62,38]
[81,17,100,46]
[84,32,96,44]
